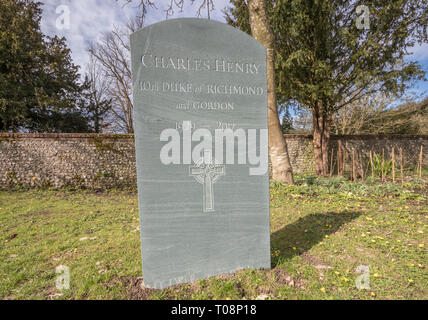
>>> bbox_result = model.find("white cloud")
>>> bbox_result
[41,0,136,74]
[40,0,427,94]
[40,0,231,76]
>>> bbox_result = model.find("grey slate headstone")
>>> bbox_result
[130,18,270,289]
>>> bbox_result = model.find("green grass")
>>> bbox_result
[0,176,426,300]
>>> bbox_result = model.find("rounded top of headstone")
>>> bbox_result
[130,18,265,53]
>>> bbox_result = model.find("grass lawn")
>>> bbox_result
[0,176,426,300]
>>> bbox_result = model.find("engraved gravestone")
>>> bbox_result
[130,18,270,289]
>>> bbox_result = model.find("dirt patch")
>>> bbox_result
[119,276,204,300]
[46,286,64,300]
[301,253,331,268]
[301,253,331,281]
[356,247,376,258]
[336,254,359,264]
[269,268,306,289]
[116,276,156,300]
[120,267,307,300]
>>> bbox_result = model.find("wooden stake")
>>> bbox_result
[392,147,395,183]
[381,148,385,182]
[330,148,334,177]
[337,148,340,176]
[338,140,343,176]
[370,150,374,180]
[359,152,365,181]
[419,145,423,178]
[352,149,356,182]
[364,156,370,180]
[335,151,339,176]
[342,148,345,176]
[400,148,404,185]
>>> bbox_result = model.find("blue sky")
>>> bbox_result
[40,0,230,70]
[40,0,428,98]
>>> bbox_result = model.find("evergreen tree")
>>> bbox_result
[0,0,89,132]
[280,107,293,133]
[225,0,427,176]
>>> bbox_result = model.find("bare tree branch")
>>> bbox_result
[119,0,216,20]
[190,0,215,19]
[121,0,157,22]
[88,24,135,133]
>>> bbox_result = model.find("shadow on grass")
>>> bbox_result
[271,211,361,267]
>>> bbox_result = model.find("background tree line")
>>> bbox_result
[282,94,428,135]
[1,0,427,181]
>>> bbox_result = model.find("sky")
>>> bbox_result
[40,0,428,98]
[40,0,231,71]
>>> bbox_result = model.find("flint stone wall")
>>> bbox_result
[0,133,426,188]
[0,134,136,189]
[285,134,428,175]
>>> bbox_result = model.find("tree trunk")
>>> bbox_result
[312,102,330,176]
[338,139,343,176]
[248,0,294,184]
[322,115,331,175]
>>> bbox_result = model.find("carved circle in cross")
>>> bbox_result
[192,161,224,184]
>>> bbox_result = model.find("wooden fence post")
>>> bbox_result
[370,150,374,180]
[352,149,356,182]
[359,152,365,181]
[338,140,343,176]
[392,147,395,183]
[400,148,404,185]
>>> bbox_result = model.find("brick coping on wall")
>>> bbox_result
[0,133,427,140]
